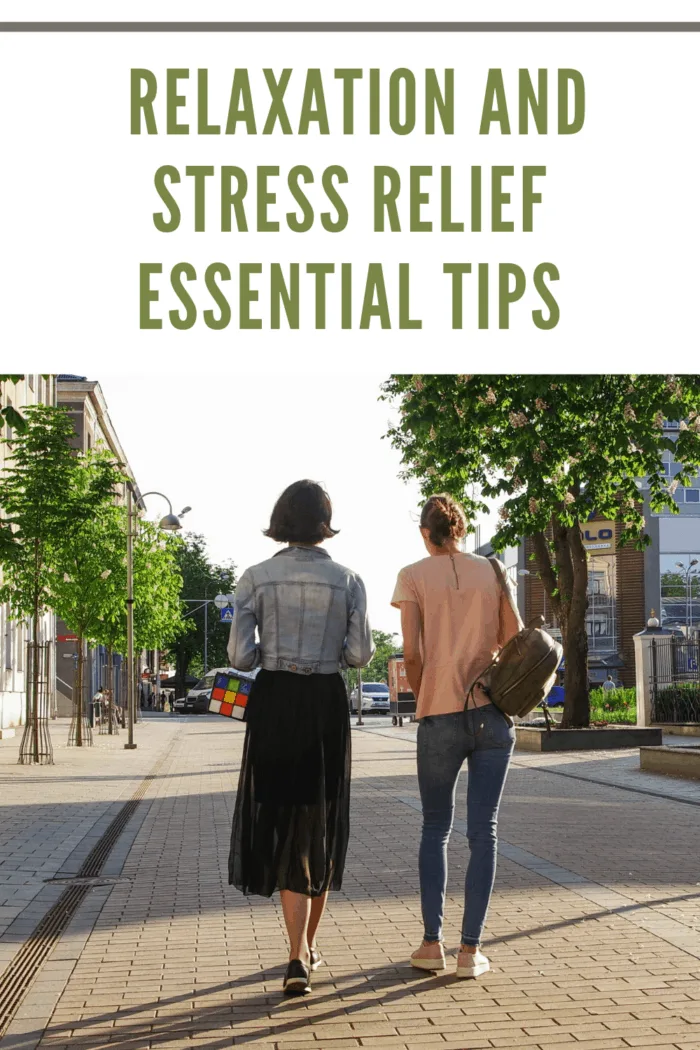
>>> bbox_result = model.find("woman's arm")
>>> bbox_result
[342,575,375,668]
[227,570,261,671]
[400,601,423,700]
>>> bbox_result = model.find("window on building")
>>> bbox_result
[4,605,12,670]
[660,553,700,631]
[16,622,24,673]
[684,489,700,504]
[586,556,617,652]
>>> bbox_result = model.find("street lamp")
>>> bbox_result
[124,488,190,750]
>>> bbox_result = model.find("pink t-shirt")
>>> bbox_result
[391,553,521,720]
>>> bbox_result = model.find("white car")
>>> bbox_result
[174,666,259,714]
[349,682,391,713]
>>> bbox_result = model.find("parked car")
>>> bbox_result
[173,667,259,714]
[349,682,390,713]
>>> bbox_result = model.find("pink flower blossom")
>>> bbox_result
[535,398,549,411]
[529,497,539,513]
[623,403,636,422]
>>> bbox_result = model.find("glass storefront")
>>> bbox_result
[660,553,700,632]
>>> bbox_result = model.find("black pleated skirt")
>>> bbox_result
[229,669,351,898]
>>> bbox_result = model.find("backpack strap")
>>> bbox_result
[489,558,526,632]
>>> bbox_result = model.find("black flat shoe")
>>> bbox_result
[309,948,323,971]
[283,959,311,996]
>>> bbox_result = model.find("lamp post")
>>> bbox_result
[675,559,699,634]
[124,489,190,750]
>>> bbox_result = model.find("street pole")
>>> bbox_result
[356,668,364,725]
[125,485,137,750]
[204,601,208,674]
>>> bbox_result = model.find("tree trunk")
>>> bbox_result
[532,520,591,729]
[75,635,84,746]
[560,525,590,729]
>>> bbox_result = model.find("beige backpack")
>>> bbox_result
[466,560,563,720]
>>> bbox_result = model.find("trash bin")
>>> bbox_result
[388,653,416,726]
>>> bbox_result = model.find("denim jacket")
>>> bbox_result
[227,545,375,676]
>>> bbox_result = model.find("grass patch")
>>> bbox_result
[589,686,637,724]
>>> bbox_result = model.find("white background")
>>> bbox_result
[1,6,699,632]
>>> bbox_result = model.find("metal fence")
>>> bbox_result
[649,635,700,723]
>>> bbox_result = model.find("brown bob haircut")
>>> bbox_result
[264,480,339,545]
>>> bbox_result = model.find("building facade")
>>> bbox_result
[54,376,141,717]
[0,376,58,736]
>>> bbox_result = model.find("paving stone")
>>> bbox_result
[0,717,699,1049]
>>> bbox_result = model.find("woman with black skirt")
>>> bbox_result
[227,480,374,996]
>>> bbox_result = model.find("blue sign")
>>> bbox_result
[220,607,234,623]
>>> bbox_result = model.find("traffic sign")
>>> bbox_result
[220,607,234,623]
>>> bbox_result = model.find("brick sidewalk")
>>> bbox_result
[2,717,700,1050]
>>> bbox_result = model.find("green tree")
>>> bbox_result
[162,533,237,695]
[382,374,700,728]
[74,505,188,720]
[347,629,398,689]
[0,406,118,761]
[0,375,28,434]
[50,455,126,745]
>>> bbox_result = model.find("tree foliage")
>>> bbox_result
[0,405,117,622]
[347,629,398,688]
[382,374,700,726]
[162,533,237,690]
[0,375,28,435]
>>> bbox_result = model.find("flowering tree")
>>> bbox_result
[382,374,700,728]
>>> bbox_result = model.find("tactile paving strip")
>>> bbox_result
[0,736,179,1037]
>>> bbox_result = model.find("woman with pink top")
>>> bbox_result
[392,495,521,979]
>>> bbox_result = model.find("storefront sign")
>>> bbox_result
[580,521,615,551]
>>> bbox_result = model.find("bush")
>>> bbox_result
[589,686,637,724]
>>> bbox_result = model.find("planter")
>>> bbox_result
[655,723,700,738]
[515,725,662,752]
[640,744,700,780]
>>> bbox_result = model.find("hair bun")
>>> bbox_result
[420,494,467,547]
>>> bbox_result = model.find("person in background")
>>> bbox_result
[92,686,104,726]
[227,480,374,997]
[392,494,521,980]
[602,674,617,692]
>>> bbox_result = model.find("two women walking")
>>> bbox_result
[227,482,521,995]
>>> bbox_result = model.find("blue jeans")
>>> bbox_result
[417,706,514,947]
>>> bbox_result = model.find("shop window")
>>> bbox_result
[4,606,12,670]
